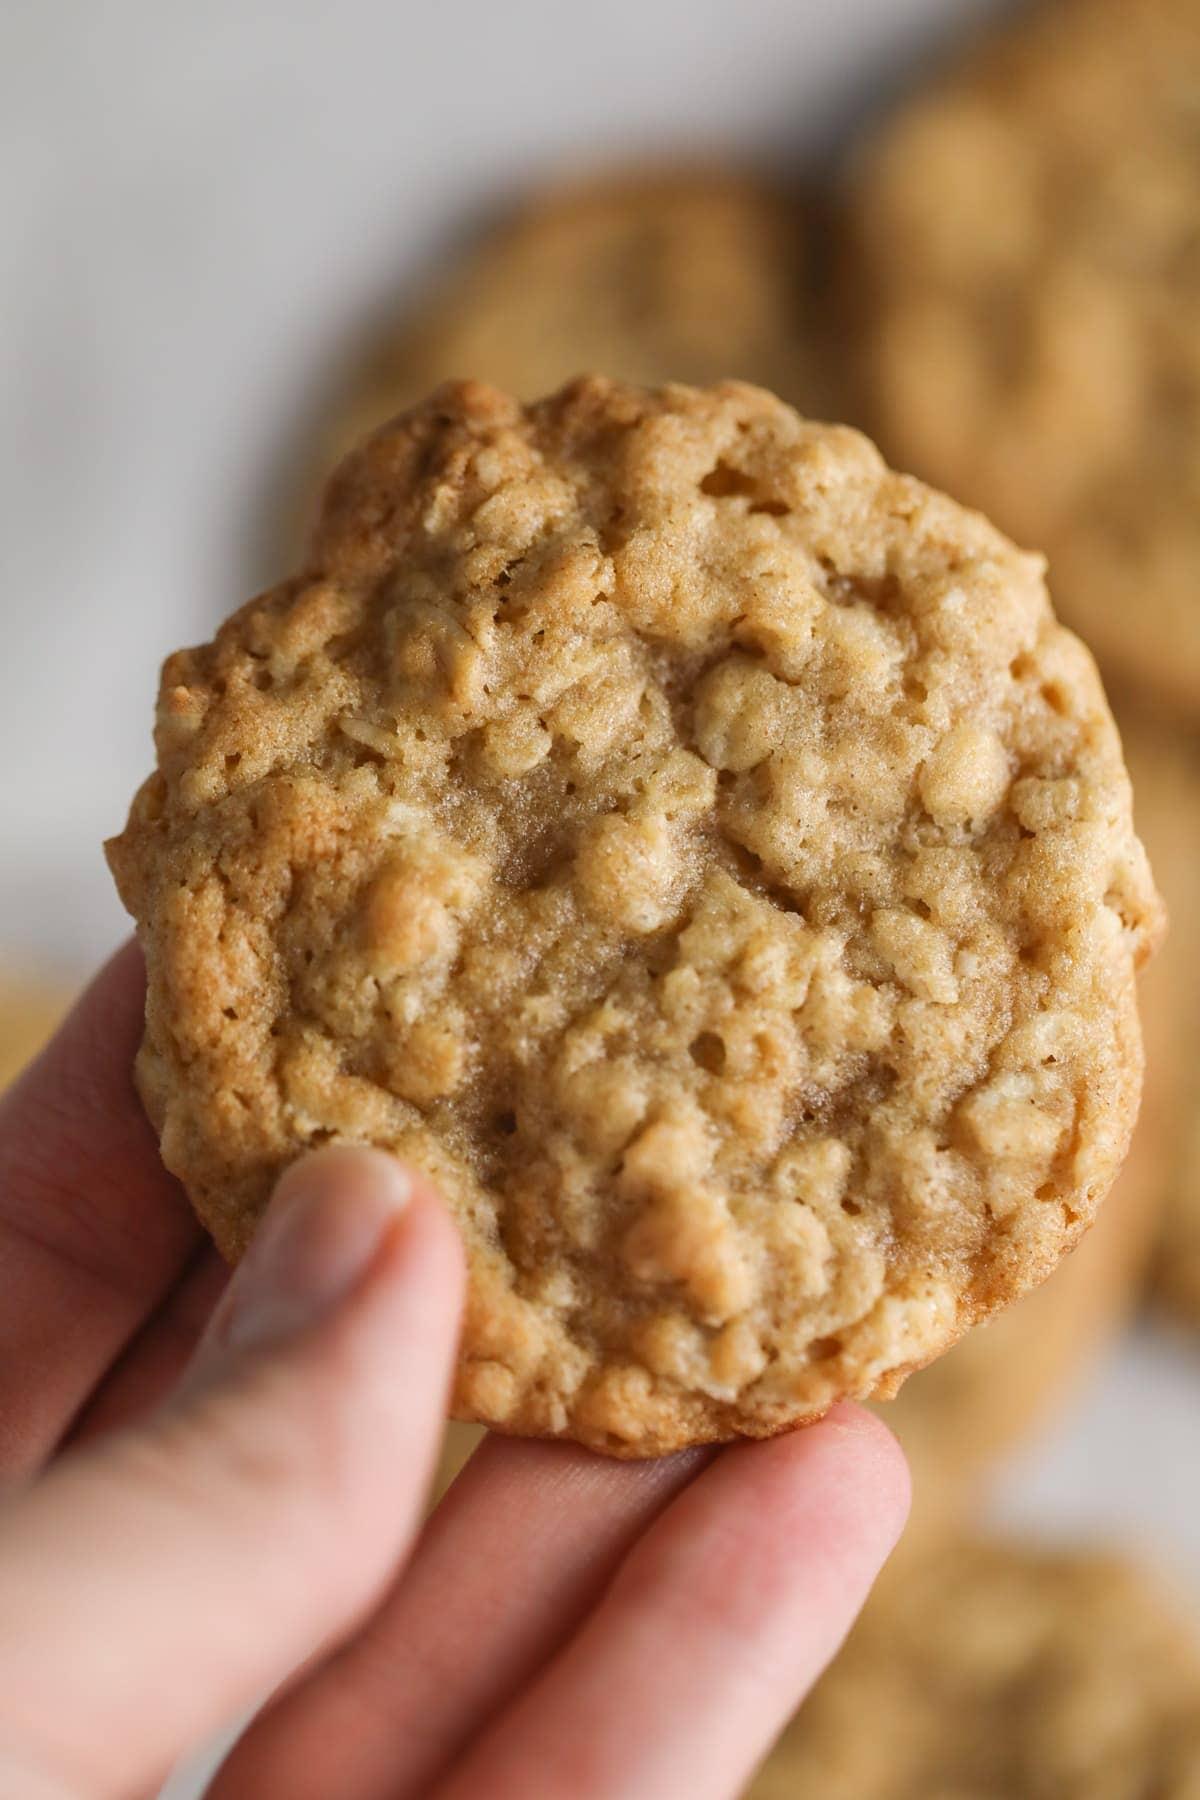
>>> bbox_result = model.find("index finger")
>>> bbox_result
[0,942,199,1477]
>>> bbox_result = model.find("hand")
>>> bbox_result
[0,945,909,1800]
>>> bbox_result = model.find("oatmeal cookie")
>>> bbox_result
[300,167,816,528]
[108,377,1160,1456]
[752,1537,1200,1798]
[848,0,1200,713]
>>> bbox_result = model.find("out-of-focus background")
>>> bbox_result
[5,1,1200,1793]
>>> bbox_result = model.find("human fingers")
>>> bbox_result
[0,1147,462,1800]
[436,1407,908,1800]
[0,942,198,1477]
[213,1431,707,1800]
[66,1244,229,1446]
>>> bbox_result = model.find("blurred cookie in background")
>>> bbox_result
[751,1536,1200,1798]
[1157,1088,1200,1329]
[847,0,1200,715]
[292,165,818,543]
[1123,718,1200,1328]
[882,708,1187,1531]
[0,974,68,1090]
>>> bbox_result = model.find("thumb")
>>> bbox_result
[0,1146,463,1800]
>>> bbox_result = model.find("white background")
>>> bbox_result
[2,4,1197,1794]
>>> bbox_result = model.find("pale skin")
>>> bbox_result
[0,945,910,1800]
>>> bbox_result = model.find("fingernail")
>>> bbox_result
[219,1147,412,1352]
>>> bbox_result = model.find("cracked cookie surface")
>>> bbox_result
[108,378,1161,1455]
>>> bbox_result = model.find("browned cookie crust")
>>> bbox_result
[752,1539,1200,1798]
[849,0,1200,714]
[108,378,1160,1456]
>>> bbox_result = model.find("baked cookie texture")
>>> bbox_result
[890,714,1186,1516]
[751,1538,1200,1798]
[313,169,816,485]
[439,1121,1163,1524]
[443,1082,1167,1515]
[108,377,1161,1456]
[884,1104,1161,1537]
[848,0,1200,714]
